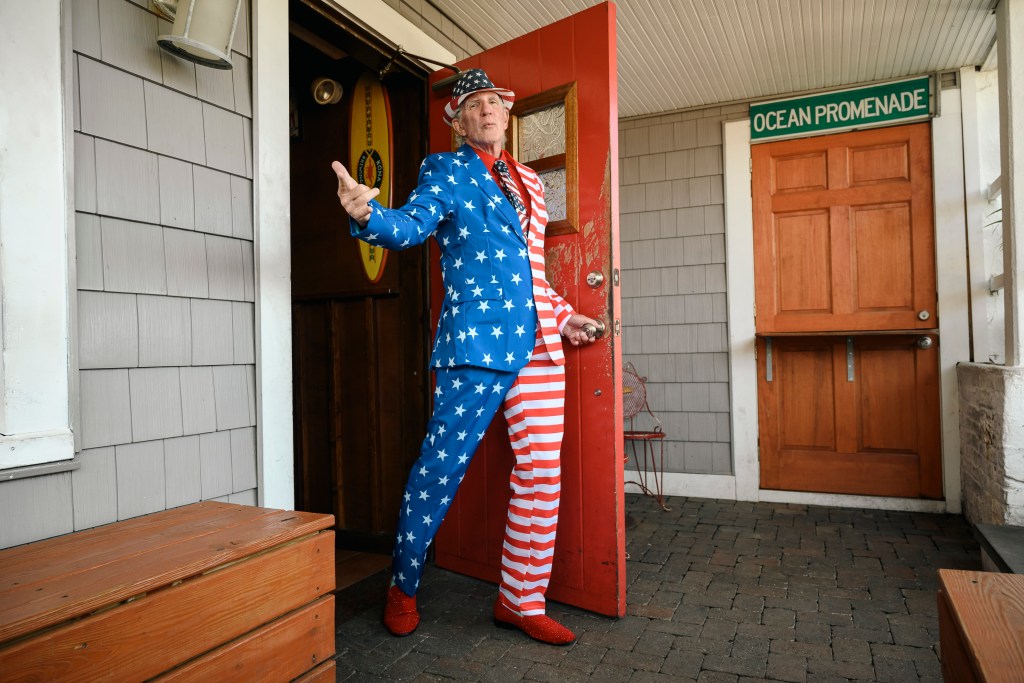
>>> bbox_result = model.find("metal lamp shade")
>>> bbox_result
[157,0,241,70]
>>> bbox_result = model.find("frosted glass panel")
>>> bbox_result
[519,104,565,163]
[539,168,566,221]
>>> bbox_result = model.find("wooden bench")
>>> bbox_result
[0,501,336,682]
[937,569,1024,682]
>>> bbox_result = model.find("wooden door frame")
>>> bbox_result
[722,85,970,514]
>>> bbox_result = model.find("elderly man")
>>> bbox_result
[333,69,596,646]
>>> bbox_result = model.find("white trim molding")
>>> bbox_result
[932,83,971,514]
[324,0,457,70]
[253,0,294,509]
[723,119,760,502]
[626,471,738,501]
[0,0,75,471]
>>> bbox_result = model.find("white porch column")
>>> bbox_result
[0,0,76,471]
[999,0,1024,366]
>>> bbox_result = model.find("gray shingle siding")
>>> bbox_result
[0,0,257,549]
[619,105,748,476]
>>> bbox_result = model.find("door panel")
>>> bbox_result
[857,345,917,453]
[757,334,941,498]
[753,123,936,333]
[775,210,833,315]
[777,346,836,451]
[851,204,913,310]
[430,2,623,617]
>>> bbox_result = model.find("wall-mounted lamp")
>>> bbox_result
[156,0,242,70]
[311,78,343,105]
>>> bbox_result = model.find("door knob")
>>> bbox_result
[586,271,605,288]
[582,320,606,339]
[917,336,933,349]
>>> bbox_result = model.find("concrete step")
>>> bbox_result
[974,523,1024,573]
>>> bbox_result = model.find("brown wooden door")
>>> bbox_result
[753,123,936,334]
[752,123,942,498]
[289,22,430,550]
[757,335,942,498]
[430,3,625,617]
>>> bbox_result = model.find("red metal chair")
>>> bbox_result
[623,362,670,510]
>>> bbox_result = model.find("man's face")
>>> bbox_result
[452,91,509,151]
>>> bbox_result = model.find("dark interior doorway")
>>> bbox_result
[288,0,431,587]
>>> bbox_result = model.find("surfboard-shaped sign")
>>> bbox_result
[349,72,393,283]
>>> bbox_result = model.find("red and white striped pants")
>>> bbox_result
[391,339,565,617]
[498,347,565,616]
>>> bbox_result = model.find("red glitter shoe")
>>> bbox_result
[493,599,576,645]
[383,585,419,636]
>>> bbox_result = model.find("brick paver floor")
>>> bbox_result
[334,494,980,681]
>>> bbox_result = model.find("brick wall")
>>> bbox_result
[618,103,748,475]
[958,362,1024,525]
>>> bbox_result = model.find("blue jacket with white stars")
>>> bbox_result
[351,144,563,373]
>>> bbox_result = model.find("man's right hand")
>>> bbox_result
[332,161,380,227]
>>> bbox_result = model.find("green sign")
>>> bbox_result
[750,76,932,142]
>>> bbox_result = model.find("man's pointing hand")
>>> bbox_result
[332,161,380,226]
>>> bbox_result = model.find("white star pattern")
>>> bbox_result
[479,301,490,312]
[475,250,488,263]
[494,248,506,261]
[491,326,503,338]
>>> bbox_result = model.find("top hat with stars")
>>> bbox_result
[442,68,515,126]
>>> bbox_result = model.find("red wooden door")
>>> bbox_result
[429,3,624,617]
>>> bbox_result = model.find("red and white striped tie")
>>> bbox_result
[493,159,528,233]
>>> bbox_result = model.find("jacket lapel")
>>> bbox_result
[461,144,527,245]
